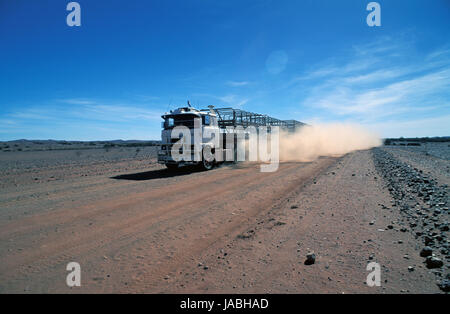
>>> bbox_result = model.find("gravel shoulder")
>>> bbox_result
[387,145,450,187]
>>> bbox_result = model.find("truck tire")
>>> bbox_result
[201,147,215,171]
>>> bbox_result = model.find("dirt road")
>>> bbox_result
[0,146,447,293]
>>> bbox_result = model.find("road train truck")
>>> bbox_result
[157,102,304,170]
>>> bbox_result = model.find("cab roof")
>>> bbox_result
[162,106,216,118]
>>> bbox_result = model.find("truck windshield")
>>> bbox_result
[162,114,198,129]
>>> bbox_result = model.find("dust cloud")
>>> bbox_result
[279,124,382,162]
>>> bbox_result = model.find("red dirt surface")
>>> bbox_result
[0,146,447,293]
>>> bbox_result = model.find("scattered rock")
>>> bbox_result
[426,256,443,269]
[420,246,433,257]
[304,252,316,265]
[237,230,254,239]
[424,236,434,246]
[440,224,449,232]
[437,279,450,292]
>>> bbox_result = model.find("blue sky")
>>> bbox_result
[0,0,449,140]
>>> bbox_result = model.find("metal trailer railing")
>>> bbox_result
[212,108,305,132]
[283,119,306,131]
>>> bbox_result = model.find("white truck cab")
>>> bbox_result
[158,105,228,170]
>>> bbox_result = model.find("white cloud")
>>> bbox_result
[226,81,249,87]
[60,99,97,105]
[0,100,167,140]
[193,93,249,108]
[297,38,450,134]
[218,94,248,108]
[81,104,163,122]
[366,114,450,138]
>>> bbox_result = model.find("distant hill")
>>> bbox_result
[384,136,450,145]
[0,139,161,152]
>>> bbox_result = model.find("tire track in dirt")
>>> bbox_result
[166,154,353,293]
[129,158,337,292]
[0,162,308,287]
[0,163,276,237]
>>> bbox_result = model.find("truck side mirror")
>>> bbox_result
[204,115,210,125]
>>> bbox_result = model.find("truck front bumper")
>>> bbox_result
[157,149,174,164]
[157,147,201,165]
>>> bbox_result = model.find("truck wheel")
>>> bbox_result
[201,148,215,170]
[165,163,178,171]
